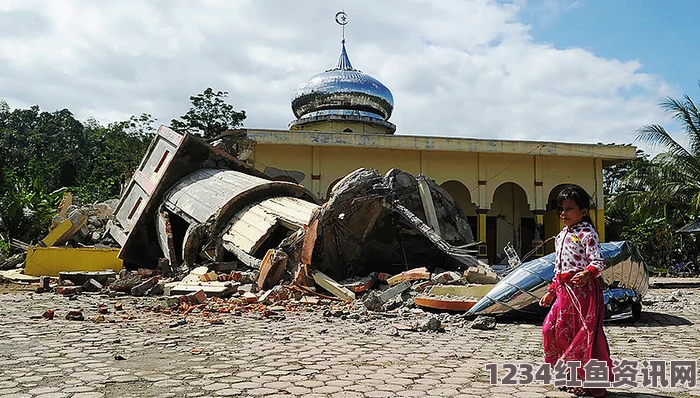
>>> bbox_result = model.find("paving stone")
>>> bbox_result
[214,389,243,396]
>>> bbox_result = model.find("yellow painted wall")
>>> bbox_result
[540,156,597,206]
[318,147,421,198]
[481,154,535,210]
[25,247,123,277]
[291,120,392,135]
[252,139,610,247]
[423,151,479,188]
[440,180,477,216]
[252,144,313,186]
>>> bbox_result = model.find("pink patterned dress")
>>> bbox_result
[542,221,613,396]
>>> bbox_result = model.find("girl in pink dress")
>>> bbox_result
[539,185,613,397]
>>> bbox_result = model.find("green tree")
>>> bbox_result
[606,84,700,271]
[633,85,700,215]
[0,101,155,250]
[171,88,246,139]
[0,174,66,245]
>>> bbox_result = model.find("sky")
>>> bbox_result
[0,0,697,154]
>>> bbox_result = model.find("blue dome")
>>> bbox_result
[291,43,394,121]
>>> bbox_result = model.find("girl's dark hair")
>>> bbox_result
[556,185,594,226]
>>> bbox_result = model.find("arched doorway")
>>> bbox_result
[488,182,533,265]
[440,180,477,239]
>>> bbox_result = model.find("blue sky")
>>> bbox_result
[523,0,698,102]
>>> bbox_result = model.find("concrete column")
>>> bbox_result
[312,146,321,198]
[594,158,605,242]
[534,155,544,211]
[533,211,545,258]
[476,153,489,262]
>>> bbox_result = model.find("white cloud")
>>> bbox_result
[0,0,677,152]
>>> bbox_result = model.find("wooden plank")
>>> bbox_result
[312,270,355,302]
[418,178,441,236]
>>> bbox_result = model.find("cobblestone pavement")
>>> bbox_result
[0,287,698,398]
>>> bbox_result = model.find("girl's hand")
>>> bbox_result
[571,270,591,287]
[539,291,555,307]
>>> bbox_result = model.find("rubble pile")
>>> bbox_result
[1,127,650,326]
[0,195,121,273]
[49,194,121,248]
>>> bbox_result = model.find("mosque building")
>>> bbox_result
[237,18,636,265]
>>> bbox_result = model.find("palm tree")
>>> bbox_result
[605,84,700,272]
[611,84,700,222]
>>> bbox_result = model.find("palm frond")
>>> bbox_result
[636,124,692,159]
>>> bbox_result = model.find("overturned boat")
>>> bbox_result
[469,241,649,321]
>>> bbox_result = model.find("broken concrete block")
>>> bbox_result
[145,280,165,296]
[230,271,258,284]
[387,267,431,286]
[65,310,84,321]
[110,275,143,293]
[312,270,356,302]
[82,278,103,293]
[363,281,412,311]
[165,282,235,297]
[377,281,412,304]
[237,284,255,294]
[164,296,180,308]
[257,249,288,290]
[469,315,496,330]
[130,276,159,297]
[464,266,499,284]
[417,317,442,332]
[181,266,209,283]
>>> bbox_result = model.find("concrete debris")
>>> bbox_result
[387,267,431,286]
[65,309,84,321]
[469,315,497,330]
[82,278,103,293]
[463,266,499,284]
[2,127,513,332]
[417,317,443,332]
